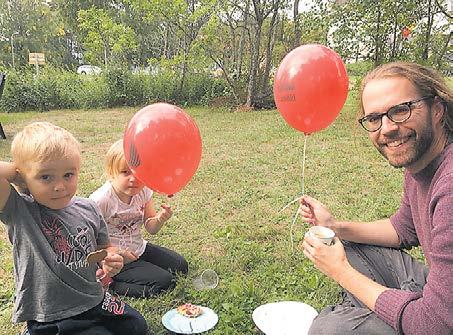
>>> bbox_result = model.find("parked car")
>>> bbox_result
[77,65,102,75]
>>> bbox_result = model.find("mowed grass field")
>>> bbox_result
[0,95,407,334]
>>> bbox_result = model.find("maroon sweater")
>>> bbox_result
[375,143,453,334]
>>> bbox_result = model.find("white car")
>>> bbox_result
[77,65,102,75]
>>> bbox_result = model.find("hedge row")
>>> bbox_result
[0,67,230,113]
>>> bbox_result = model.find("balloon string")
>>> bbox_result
[301,134,307,195]
[278,135,308,214]
[288,134,308,254]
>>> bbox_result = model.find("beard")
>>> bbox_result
[376,116,434,169]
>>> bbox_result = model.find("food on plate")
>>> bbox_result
[177,303,203,318]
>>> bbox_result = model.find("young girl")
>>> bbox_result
[90,139,188,298]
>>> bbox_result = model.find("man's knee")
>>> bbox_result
[308,311,348,335]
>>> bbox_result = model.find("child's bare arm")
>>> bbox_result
[0,162,19,211]
[143,200,172,235]
[102,244,138,264]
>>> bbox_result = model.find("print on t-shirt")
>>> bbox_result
[41,214,93,270]
[109,212,141,245]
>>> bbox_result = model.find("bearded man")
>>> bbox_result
[299,62,453,335]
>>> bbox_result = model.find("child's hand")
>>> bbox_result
[158,204,173,223]
[119,249,138,264]
[12,170,29,194]
[102,252,123,277]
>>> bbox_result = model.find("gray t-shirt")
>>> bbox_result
[0,186,110,323]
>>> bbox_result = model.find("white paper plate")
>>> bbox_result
[252,301,318,335]
[162,306,218,334]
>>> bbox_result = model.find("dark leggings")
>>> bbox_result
[308,242,428,335]
[111,243,188,298]
[27,291,148,335]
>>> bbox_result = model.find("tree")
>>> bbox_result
[128,0,216,94]
[244,0,286,107]
[0,0,66,68]
[78,7,138,65]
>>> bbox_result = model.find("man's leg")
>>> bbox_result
[341,242,428,308]
[308,304,396,335]
[308,242,428,334]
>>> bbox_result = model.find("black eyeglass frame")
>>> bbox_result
[358,95,436,132]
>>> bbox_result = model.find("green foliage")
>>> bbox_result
[328,0,451,68]
[104,67,144,107]
[0,67,105,112]
[346,61,374,76]
[0,67,230,112]
[0,68,60,112]
[77,8,138,65]
[76,76,108,109]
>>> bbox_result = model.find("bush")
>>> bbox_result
[143,70,179,104]
[104,67,145,107]
[0,67,232,112]
[0,68,75,112]
[181,74,228,106]
[0,70,30,112]
[346,61,374,77]
[76,76,108,109]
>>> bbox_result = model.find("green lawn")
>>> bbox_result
[0,98,405,334]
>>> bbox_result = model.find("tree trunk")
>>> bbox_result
[163,25,169,59]
[260,2,279,94]
[422,0,433,61]
[246,23,261,107]
[373,3,382,67]
[237,29,244,78]
[210,56,240,104]
[178,37,189,94]
[293,0,300,48]
[390,10,398,60]
[435,31,452,69]
[236,0,250,79]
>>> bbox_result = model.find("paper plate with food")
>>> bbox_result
[162,303,218,334]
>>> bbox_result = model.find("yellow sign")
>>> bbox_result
[28,53,45,65]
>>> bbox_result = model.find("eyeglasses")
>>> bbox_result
[358,95,435,132]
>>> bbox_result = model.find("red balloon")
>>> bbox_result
[273,44,349,134]
[123,103,202,195]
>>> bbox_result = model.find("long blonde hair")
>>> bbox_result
[104,139,127,179]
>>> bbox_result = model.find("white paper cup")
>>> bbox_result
[306,226,335,245]
[192,269,219,290]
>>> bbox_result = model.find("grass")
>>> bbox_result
[0,97,406,334]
